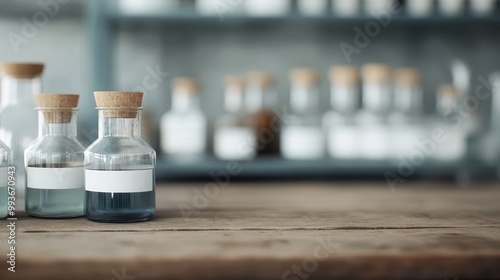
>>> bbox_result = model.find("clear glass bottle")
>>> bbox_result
[298,0,327,15]
[85,91,156,223]
[214,75,256,160]
[281,68,324,160]
[358,64,393,160]
[433,85,466,161]
[332,0,360,16]
[0,140,10,219]
[160,78,207,159]
[323,66,361,159]
[388,68,425,159]
[246,71,281,156]
[25,94,85,218]
[245,0,290,16]
[0,63,43,197]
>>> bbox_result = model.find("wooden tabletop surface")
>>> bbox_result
[1,182,500,280]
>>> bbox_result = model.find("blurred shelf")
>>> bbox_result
[155,156,495,181]
[106,10,500,25]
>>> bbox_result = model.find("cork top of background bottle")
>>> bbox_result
[94,91,143,118]
[329,66,359,86]
[394,68,421,86]
[361,64,392,83]
[289,68,319,87]
[173,77,200,95]
[35,94,79,123]
[225,75,246,93]
[247,71,274,88]
[0,63,44,78]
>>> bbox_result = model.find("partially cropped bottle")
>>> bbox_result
[388,68,425,158]
[85,91,156,223]
[160,78,207,159]
[323,66,361,159]
[0,141,10,219]
[0,63,43,196]
[281,68,324,159]
[214,75,256,160]
[358,64,393,160]
[25,94,85,218]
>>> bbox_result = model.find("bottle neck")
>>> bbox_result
[290,84,318,113]
[171,91,200,112]
[394,84,422,115]
[331,83,360,114]
[38,109,77,138]
[224,85,244,113]
[246,84,275,112]
[362,81,392,115]
[1,76,41,106]
[98,109,141,138]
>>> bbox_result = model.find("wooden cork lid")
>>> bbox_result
[329,66,359,85]
[225,75,246,92]
[289,68,319,86]
[173,77,200,94]
[94,91,143,118]
[394,68,421,86]
[35,94,79,123]
[0,63,44,78]
[361,64,392,83]
[247,71,274,88]
[438,84,458,97]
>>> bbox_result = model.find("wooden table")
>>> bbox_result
[1,182,500,280]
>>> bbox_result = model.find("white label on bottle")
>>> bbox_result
[85,169,153,193]
[0,167,8,188]
[27,167,84,190]
[328,126,360,159]
[281,126,324,159]
[214,127,256,160]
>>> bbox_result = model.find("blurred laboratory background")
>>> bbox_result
[1,0,500,182]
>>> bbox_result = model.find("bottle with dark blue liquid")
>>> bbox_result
[85,91,156,223]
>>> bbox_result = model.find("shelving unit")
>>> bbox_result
[85,0,499,181]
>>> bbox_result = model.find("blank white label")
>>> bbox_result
[281,126,324,159]
[214,127,256,160]
[27,167,84,190]
[0,167,7,188]
[85,169,153,193]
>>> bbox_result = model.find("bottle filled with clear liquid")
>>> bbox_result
[25,94,85,218]
[323,66,361,159]
[0,139,10,219]
[214,75,256,160]
[85,91,156,223]
[160,78,207,159]
[0,63,43,197]
[281,68,324,160]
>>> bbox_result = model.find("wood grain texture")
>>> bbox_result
[0,182,499,279]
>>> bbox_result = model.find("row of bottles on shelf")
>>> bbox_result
[161,64,472,161]
[0,63,155,222]
[118,0,498,17]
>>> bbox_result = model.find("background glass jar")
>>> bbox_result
[25,95,85,218]
[0,141,10,219]
[85,91,156,223]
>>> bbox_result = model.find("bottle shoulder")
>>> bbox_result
[86,137,156,156]
[25,136,86,155]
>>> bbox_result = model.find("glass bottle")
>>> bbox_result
[281,68,324,160]
[388,68,425,159]
[214,75,256,160]
[332,0,360,16]
[160,78,207,159]
[25,94,85,218]
[85,91,156,223]
[323,66,361,159]
[433,85,466,161]
[0,63,43,197]
[358,64,392,160]
[0,140,10,219]
[246,71,280,156]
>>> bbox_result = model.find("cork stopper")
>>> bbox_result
[247,71,274,88]
[225,75,246,92]
[35,94,79,123]
[94,91,143,118]
[394,68,421,86]
[438,84,458,97]
[361,64,392,83]
[0,63,44,78]
[173,77,200,95]
[329,66,359,85]
[289,68,319,87]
